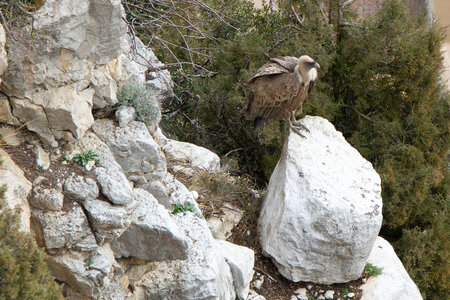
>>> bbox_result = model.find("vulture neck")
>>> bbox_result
[294,65,313,87]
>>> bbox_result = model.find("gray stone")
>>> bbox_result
[259,116,383,284]
[163,138,221,173]
[110,188,188,261]
[34,145,50,170]
[84,199,129,230]
[294,288,308,300]
[92,119,166,178]
[0,24,7,76]
[29,179,64,211]
[360,237,422,300]
[0,149,31,232]
[64,175,99,202]
[94,167,133,206]
[324,290,335,299]
[133,213,235,300]
[115,105,136,127]
[32,202,97,251]
[217,240,254,300]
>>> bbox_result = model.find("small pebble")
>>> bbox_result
[253,277,264,290]
[294,288,307,300]
[306,285,312,290]
[324,290,335,299]
[347,292,355,298]
[362,278,367,283]
[318,295,325,300]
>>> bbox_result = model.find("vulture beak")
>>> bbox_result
[314,62,320,69]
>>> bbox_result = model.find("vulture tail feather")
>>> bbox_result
[253,117,266,131]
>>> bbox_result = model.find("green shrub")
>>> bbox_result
[333,0,449,297]
[364,263,383,277]
[116,79,161,130]
[0,184,62,299]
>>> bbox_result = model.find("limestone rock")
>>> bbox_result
[92,119,166,178]
[34,145,50,170]
[361,237,422,300]
[94,167,134,206]
[111,188,188,261]
[31,202,97,251]
[247,289,266,300]
[48,244,125,298]
[0,24,7,76]
[84,199,130,244]
[64,175,99,202]
[0,95,21,125]
[133,213,235,300]
[207,203,244,240]
[217,240,254,300]
[163,139,221,173]
[259,116,383,283]
[115,105,136,127]
[0,149,31,232]
[29,178,64,211]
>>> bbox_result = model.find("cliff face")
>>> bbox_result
[0,1,254,299]
[0,1,424,300]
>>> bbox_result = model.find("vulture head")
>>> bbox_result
[296,55,320,86]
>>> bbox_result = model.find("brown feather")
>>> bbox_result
[246,56,318,129]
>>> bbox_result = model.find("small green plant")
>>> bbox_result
[36,165,45,172]
[72,150,100,166]
[59,155,70,163]
[171,202,197,215]
[84,256,94,266]
[307,295,317,300]
[364,262,383,277]
[342,288,349,295]
[116,79,161,129]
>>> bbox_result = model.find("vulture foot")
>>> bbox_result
[289,119,309,138]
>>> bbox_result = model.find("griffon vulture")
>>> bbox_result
[246,55,320,136]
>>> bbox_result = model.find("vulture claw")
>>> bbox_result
[289,120,309,138]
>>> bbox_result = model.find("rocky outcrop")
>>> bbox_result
[361,237,423,300]
[163,139,221,173]
[110,188,189,261]
[259,116,383,284]
[132,213,236,300]
[0,23,7,76]
[0,149,31,232]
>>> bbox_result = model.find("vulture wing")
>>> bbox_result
[246,56,299,84]
[246,71,303,121]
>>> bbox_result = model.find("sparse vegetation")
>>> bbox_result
[116,79,161,130]
[84,256,94,267]
[72,150,100,167]
[0,183,63,299]
[171,201,198,216]
[364,263,383,277]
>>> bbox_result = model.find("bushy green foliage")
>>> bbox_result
[364,263,383,277]
[0,184,62,299]
[160,0,338,181]
[171,201,201,218]
[72,150,100,166]
[333,0,449,297]
[116,79,161,129]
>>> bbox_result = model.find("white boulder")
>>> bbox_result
[163,139,221,173]
[361,237,422,300]
[0,24,7,76]
[31,202,97,252]
[259,116,383,283]
[110,188,189,261]
[217,240,254,300]
[133,213,235,300]
[64,175,99,202]
[0,149,31,232]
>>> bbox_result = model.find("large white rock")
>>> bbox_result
[259,116,383,284]
[92,119,167,179]
[133,213,235,300]
[0,24,7,76]
[217,240,255,300]
[47,244,127,298]
[64,175,99,202]
[110,188,189,261]
[31,202,97,252]
[0,149,31,232]
[361,237,422,300]
[163,139,221,173]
